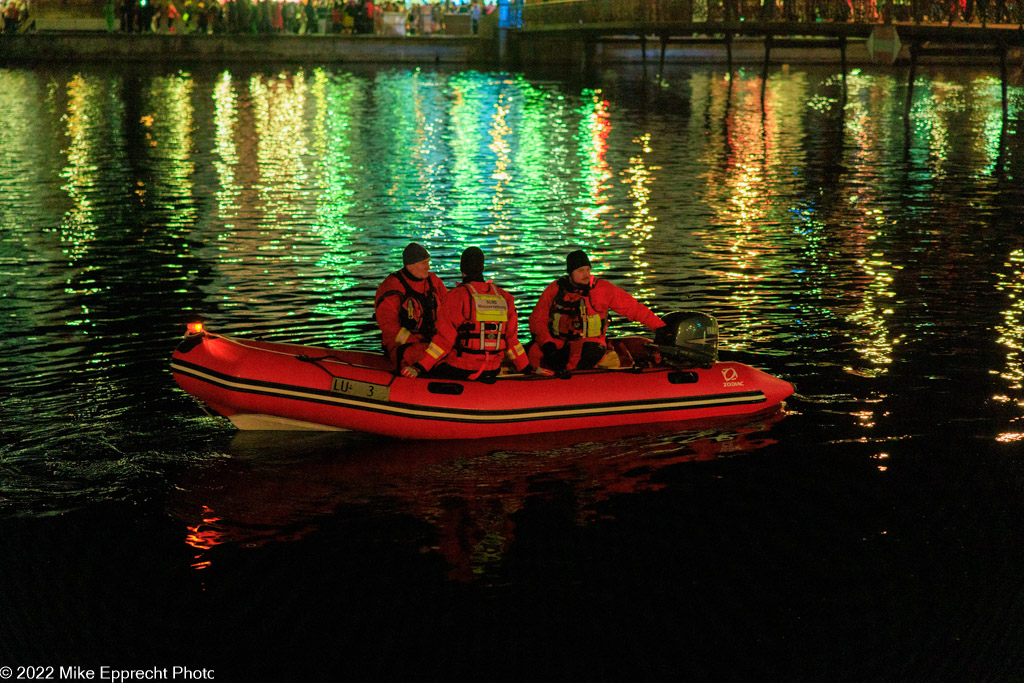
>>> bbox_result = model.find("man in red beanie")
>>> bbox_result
[402,246,531,381]
[374,242,448,371]
[529,249,665,372]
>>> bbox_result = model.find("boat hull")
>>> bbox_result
[171,333,794,439]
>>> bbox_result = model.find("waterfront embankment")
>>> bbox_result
[1,20,1022,68]
[0,31,496,64]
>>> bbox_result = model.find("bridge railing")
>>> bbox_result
[521,0,1023,28]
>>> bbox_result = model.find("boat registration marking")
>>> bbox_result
[331,377,390,401]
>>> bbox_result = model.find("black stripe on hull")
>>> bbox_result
[171,358,768,425]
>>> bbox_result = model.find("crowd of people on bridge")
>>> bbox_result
[105,0,492,35]
[375,243,666,381]
[719,0,1018,23]
[7,0,1018,36]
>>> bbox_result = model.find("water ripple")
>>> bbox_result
[2,62,1023,521]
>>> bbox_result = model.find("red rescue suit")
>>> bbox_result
[413,280,529,377]
[374,269,448,367]
[529,275,664,369]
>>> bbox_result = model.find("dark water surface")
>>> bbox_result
[3,61,1024,680]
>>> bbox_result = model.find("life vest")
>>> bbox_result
[549,276,606,341]
[455,282,509,355]
[374,269,440,339]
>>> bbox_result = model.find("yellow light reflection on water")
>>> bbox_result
[872,452,889,472]
[488,90,514,231]
[996,432,1024,443]
[201,69,331,331]
[829,71,906,376]
[212,71,242,227]
[692,73,808,347]
[42,73,133,339]
[844,252,905,375]
[143,72,197,226]
[995,249,1024,393]
[206,69,272,319]
[249,70,309,226]
[620,132,657,298]
[59,74,104,261]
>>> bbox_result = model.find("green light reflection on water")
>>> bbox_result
[446,71,489,236]
[308,69,369,345]
[79,66,1014,367]
[904,75,1015,180]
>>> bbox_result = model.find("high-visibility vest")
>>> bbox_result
[549,276,606,341]
[374,269,440,340]
[455,282,509,354]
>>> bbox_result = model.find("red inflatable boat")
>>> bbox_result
[171,317,793,439]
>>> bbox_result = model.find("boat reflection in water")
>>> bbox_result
[171,410,786,581]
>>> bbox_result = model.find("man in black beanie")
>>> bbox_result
[528,249,665,372]
[374,242,448,371]
[459,246,485,280]
[402,246,534,380]
[565,249,591,275]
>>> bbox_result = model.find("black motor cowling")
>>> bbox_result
[653,311,719,367]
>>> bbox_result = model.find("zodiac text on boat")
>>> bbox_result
[721,367,745,387]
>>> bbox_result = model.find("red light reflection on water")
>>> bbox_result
[171,411,786,579]
[185,505,227,569]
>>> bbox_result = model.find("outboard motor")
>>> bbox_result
[653,311,719,368]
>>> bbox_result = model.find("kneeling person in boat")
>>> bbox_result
[402,246,531,381]
[374,242,448,372]
[529,249,666,372]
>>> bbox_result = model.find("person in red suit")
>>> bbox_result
[374,242,447,371]
[529,249,665,372]
[403,247,531,381]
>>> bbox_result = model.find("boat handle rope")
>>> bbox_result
[293,354,397,385]
[295,354,357,379]
[213,334,385,375]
